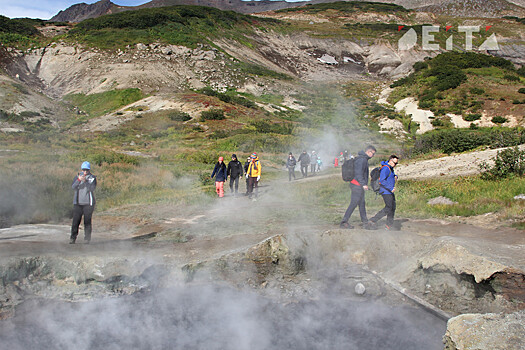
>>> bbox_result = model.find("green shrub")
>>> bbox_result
[427,65,467,91]
[518,66,525,77]
[169,110,192,121]
[200,108,225,121]
[492,116,508,124]
[518,88,525,94]
[250,120,294,135]
[73,151,140,166]
[504,74,520,82]
[413,61,428,72]
[480,146,525,179]
[430,52,513,71]
[463,113,481,121]
[412,128,525,155]
[470,87,485,95]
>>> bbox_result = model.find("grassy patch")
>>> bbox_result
[64,88,144,118]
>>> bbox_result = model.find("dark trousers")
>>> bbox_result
[311,164,316,173]
[370,193,396,226]
[71,204,94,241]
[300,165,308,177]
[229,176,240,193]
[288,167,295,181]
[341,184,368,224]
[247,177,258,198]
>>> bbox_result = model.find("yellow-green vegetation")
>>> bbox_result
[64,88,144,119]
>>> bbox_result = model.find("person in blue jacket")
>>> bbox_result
[369,155,399,230]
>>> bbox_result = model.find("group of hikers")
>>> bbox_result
[210,153,261,200]
[69,145,398,244]
[286,150,323,181]
[340,145,400,231]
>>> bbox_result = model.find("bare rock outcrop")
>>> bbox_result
[444,310,525,350]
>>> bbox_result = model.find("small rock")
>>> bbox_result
[514,194,525,200]
[427,196,458,205]
[354,283,366,295]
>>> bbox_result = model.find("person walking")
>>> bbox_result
[310,151,317,175]
[286,152,297,181]
[211,156,227,198]
[316,154,323,172]
[369,155,399,230]
[246,153,261,200]
[244,156,251,194]
[340,145,377,229]
[227,154,244,196]
[297,150,310,178]
[70,161,97,244]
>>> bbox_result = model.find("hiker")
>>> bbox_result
[369,155,399,230]
[244,156,251,194]
[317,154,323,172]
[286,152,297,181]
[246,153,261,200]
[70,161,97,244]
[310,151,317,174]
[227,154,243,195]
[340,145,376,229]
[211,156,227,198]
[297,150,310,178]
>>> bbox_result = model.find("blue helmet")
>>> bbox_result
[81,161,91,170]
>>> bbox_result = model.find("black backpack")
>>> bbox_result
[341,158,355,182]
[370,165,390,193]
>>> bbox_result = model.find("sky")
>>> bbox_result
[0,0,149,20]
[0,0,307,20]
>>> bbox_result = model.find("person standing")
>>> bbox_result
[316,154,323,172]
[340,145,376,229]
[246,153,261,200]
[310,151,317,175]
[286,152,297,181]
[227,154,243,196]
[70,161,97,244]
[369,155,399,230]
[297,150,310,178]
[211,156,227,198]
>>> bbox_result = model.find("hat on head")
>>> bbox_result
[251,152,257,158]
[232,154,237,159]
[218,156,224,161]
[81,161,91,170]
[289,152,292,155]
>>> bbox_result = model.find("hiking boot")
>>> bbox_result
[339,222,354,229]
[69,238,76,244]
[385,224,400,231]
[365,222,377,230]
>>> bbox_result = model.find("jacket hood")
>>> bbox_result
[381,160,389,166]
[358,150,369,159]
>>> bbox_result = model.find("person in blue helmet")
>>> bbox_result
[70,161,97,244]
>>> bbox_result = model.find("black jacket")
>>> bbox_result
[227,159,244,178]
[287,156,297,168]
[353,150,371,186]
[298,152,310,166]
[211,162,227,182]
